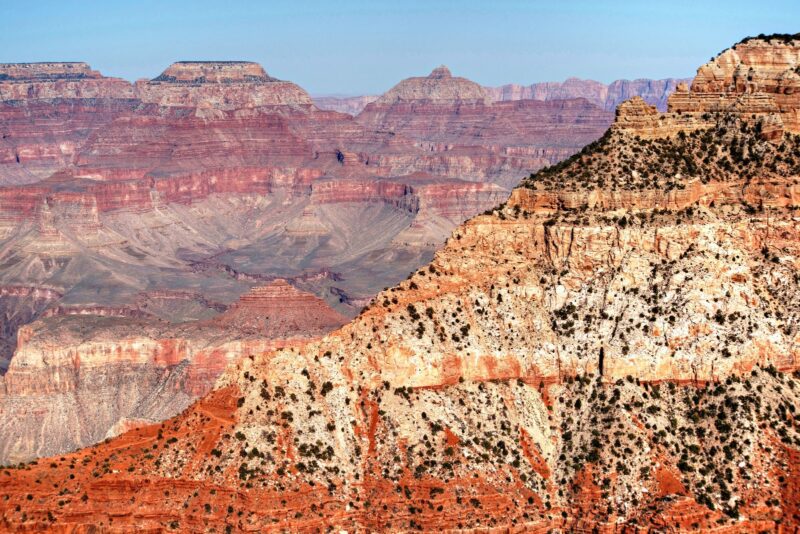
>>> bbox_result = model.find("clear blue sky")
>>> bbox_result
[0,0,796,95]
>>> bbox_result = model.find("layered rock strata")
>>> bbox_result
[136,61,313,109]
[0,62,135,100]
[357,67,613,188]
[1,36,799,532]
[315,77,691,116]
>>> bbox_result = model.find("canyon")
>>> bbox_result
[0,59,620,463]
[0,34,798,532]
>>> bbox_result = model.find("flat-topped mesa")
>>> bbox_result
[136,61,313,109]
[151,61,276,83]
[0,62,134,100]
[0,62,100,80]
[616,34,800,139]
[373,64,490,105]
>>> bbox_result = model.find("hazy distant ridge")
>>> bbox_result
[313,76,690,115]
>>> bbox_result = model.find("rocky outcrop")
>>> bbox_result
[488,76,692,111]
[669,34,800,134]
[1,36,799,532]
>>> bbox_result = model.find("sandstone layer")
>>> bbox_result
[1,36,798,533]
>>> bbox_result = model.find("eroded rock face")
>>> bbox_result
[213,279,347,333]
[358,67,613,189]
[685,35,800,134]
[0,62,135,101]
[1,37,798,532]
[0,286,61,371]
[319,77,691,116]
[0,64,138,185]
[315,76,689,116]
[637,35,800,138]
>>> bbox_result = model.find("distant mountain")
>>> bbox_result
[314,76,691,116]
[312,94,378,115]
[487,76,692,111]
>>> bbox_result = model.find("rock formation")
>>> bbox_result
[357,66,613,188]
[213,279,347,334]
[135,61,313,109]
[1,35,798,532]
[0,62,135,101]
[670,34,800,134]
[373,65,491,105]
[0,63,137,185]
[314,76,690,116]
